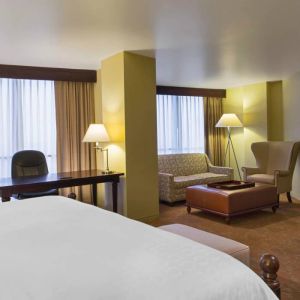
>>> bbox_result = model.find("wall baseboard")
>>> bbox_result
[138,214,159,223]
[291,192,300,201]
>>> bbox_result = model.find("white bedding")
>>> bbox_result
[0,196,276,300]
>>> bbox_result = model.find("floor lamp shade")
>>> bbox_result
[215,114,243,179]
[215,113,243,128]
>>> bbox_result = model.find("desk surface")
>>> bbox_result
[0,170,124,188]
[0,170,124,211]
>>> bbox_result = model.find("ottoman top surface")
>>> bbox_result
[186,183,276,196]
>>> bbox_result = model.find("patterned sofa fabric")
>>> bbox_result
[158,153,233,203]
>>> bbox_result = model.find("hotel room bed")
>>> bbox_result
[0,196,277,300]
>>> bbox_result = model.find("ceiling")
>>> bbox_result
[1,0,300,88]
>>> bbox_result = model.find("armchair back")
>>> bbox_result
[251,141,300,175]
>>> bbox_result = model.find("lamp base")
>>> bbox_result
[101,170,114,175]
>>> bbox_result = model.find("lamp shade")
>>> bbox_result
[82,124,110,143]
[215,113,243,128]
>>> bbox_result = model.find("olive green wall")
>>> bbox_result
[243,82,268,167]
[224,81,283,178]
[100,52,159,221]
[224,82,268,177]
[267,81,284,141]
[123,52,159,221]
[101,52,126,173]
[223,87,245,178]
[94,69,105,207]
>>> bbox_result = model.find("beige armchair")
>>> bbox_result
[242,141,300,202]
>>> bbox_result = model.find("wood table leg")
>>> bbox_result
[112,181,118,213]
[92,183,97,206]
[187,206,191,214]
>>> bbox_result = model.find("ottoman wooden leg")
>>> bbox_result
[187,206,191,214]
[225,217,231,224]
[272,206,277,213]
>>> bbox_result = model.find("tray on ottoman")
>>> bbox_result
[207,180,255,190]
[186,183,278,224]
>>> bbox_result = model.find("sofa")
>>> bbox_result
[158,153,233,203]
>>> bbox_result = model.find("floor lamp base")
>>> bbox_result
[224,129,242,180]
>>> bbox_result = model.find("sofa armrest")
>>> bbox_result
[158,173,175,202]
[158,172,174,181]
[274,170,290,177]
[208,165,234,179]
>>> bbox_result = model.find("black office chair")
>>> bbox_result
[11,150,59,199]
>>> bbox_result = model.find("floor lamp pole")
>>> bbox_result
[223,127,242,180]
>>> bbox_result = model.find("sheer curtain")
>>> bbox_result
[0,79,56,178]
[156,95,205,154]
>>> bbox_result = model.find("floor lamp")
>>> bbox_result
[82,124,113,174]
[216,114,243,180]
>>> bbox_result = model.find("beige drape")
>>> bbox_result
[203,97,225,166]
[55,81,96,203]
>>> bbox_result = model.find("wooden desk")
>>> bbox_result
[0,170,124,213]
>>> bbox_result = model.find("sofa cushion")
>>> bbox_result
[174,172,228,188]
[247,174,274,185]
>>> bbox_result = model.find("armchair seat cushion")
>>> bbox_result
[247,174,275,185]
[174,173,228,188]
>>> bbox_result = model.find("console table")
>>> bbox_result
[0,170,124,213]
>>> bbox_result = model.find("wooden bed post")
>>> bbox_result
[259,254,281,299]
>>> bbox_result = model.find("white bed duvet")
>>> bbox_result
[0,196,276,300]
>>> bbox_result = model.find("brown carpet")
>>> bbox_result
[150,197,300,300]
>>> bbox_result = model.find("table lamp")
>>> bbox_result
[216,113,243,179]
[83,124,113,174]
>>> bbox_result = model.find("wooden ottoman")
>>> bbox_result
[160,224,250,266]
[186,183,278,223]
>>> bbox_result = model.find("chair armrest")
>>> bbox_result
[241,167,261,176]
[273,170,291,191]
[208,165,234,178]
[241,167,261,181]
[274,170,290,177]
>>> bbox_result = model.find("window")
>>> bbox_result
[0,79,56,178]
[156,94,205,154]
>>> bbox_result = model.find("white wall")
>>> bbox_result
[283,73,300,200]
